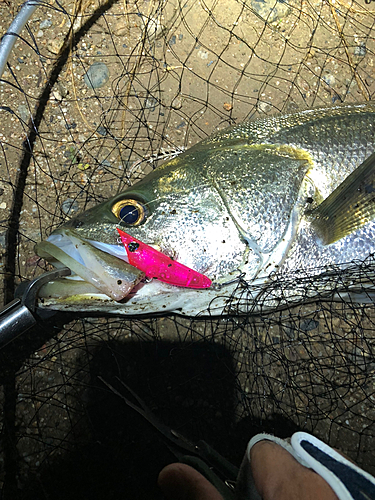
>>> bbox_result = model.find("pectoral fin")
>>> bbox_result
[308,151,375,245]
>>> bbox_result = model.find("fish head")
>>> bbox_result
[35,150,250,309]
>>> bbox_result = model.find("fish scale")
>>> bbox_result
[205,145,311,253]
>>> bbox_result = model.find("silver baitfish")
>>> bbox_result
[35,102,375,316]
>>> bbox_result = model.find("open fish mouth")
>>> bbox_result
[34,230,218,316]
[35,230,146,302]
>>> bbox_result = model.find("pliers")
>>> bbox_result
[0,267,71,349]
[99,376,239,499]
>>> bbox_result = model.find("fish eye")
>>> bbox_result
[111,199,147,225]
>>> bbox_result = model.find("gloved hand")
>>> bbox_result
[158,432,375,500]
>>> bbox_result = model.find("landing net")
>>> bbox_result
[0,0,375,497]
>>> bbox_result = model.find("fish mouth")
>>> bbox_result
[34,230,238,316]
[35,229,146,302]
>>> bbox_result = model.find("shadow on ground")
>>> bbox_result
[18,338,300,500]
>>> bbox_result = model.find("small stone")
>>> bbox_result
[298,77,310,93]
[145,96,158,111]
[176,120,186,130]
[0,202,6,209]
[168,35,176,46]
[171,96,182,110]
[251,0,290,22]
[36,30,44,38]
[258,101,271,113]
[40,19,52,29]
[61,198,79,216]
[97,126,107,136]
[83,62,110,89]
[283,325,295,340]
[323,73,335,86]
[197,50,208,60]
[18,105,29,122]
[354,44,366,57]
[300,319,319,332]
[47,39,63,54]
[223,102,233,111]
[285,101,299,113]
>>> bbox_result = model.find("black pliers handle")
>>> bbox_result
[0,267,70,348]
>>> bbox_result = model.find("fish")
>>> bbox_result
[35,101,375,316]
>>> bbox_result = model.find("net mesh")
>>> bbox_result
[1,0,375,497]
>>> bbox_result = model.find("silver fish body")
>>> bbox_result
[35,102,375,316]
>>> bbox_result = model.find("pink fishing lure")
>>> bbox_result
[117,228,212,289]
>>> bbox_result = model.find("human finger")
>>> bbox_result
[250,440,339,500]
[158,463,224,500]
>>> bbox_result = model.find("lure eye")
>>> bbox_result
[111,199,147,225]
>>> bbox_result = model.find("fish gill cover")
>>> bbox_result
[0,0,375,497]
